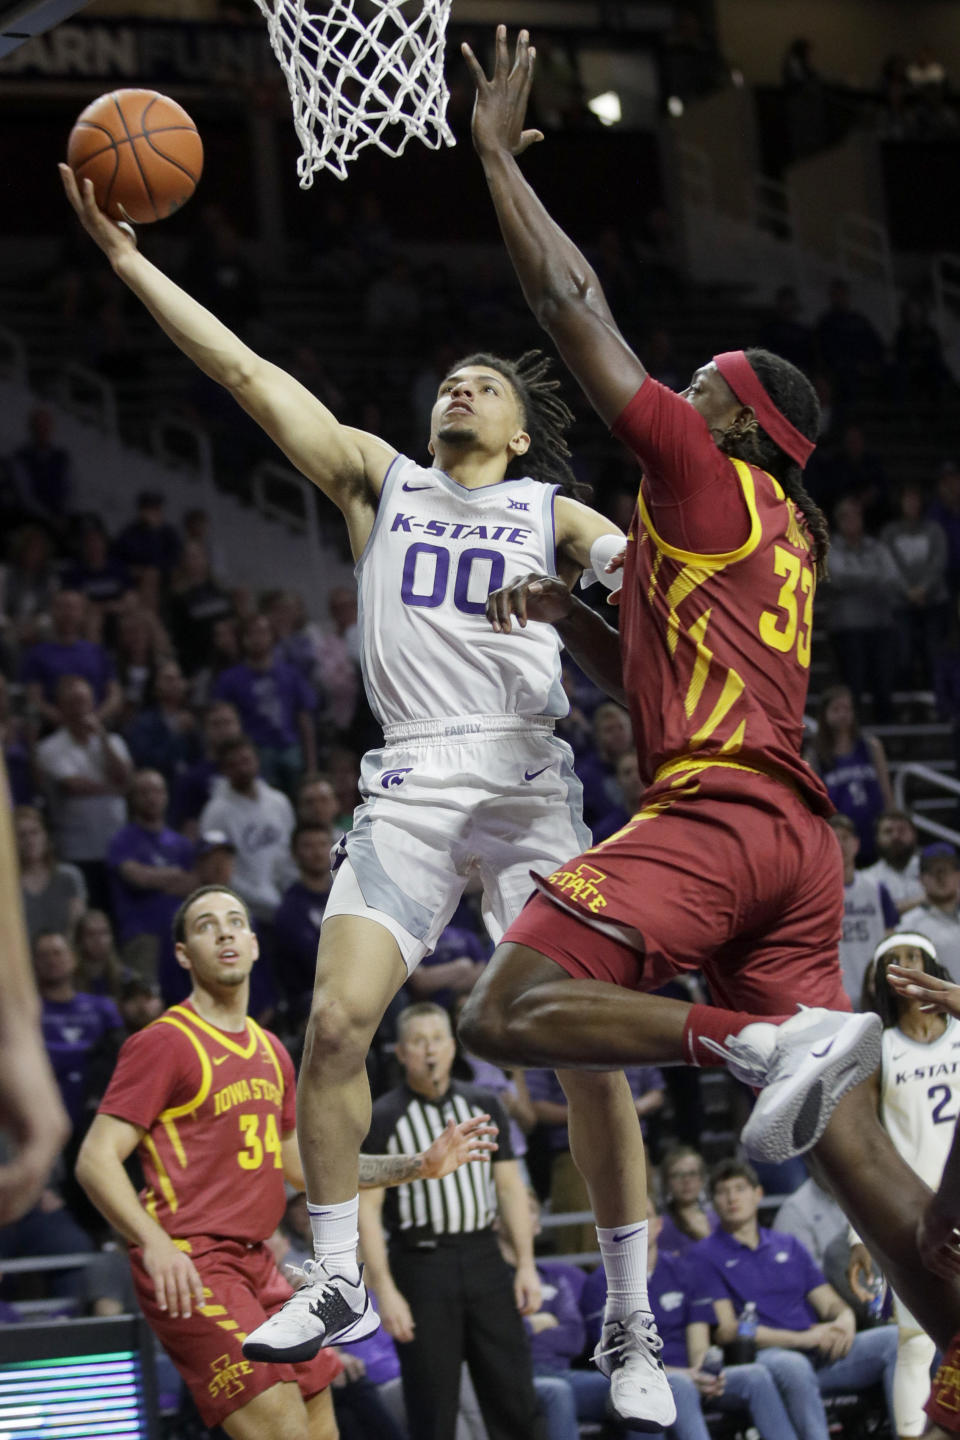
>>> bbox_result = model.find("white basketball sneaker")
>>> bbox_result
[707,1006,882,1163]
[242,1259,379,1363]
[593,1311,676,1431]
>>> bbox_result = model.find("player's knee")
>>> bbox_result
[458,984,540,1063]
[302,989,373,1080]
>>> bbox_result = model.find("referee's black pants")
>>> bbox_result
[389,1231,544,1440]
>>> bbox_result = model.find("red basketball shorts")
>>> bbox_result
[927,1329,960,1432]
[130,1237,341,1428]
[505,763,848,1015]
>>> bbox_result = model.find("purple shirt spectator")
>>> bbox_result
[63,555,130,606]
[171,755,219,827]
[462,1054,527,1159]
[526,1261,587,1372]
[21,637,114,704]
[274,879,330,1013]
[526,1065,664,1149]
[658,1204,719,1259]
[213,661,315,750]
[107,822,196,948]
[416,921,490,1011]
[689,1225,823,1332]
[42,990,122,1129]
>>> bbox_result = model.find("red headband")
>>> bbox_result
[713,350,816,469]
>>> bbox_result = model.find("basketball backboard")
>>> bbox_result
[1,0,94,58]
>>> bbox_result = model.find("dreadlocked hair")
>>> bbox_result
[450,350,589,499]
[717,347,829,579]
[873,948,952,1030]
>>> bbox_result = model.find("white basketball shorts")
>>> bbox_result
[322,715,590,972]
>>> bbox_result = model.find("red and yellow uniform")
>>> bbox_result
[99,1000,340,1427]
[507,377,846,1014]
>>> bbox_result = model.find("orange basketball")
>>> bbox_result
[67,89,203,225]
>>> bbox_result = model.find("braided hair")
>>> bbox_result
[717,347,830,579]
[448,350,588,499]
[872,946,952,1030]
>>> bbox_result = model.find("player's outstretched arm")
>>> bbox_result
[281,1117,498,1192]
[0,757,70,1225]
[58,165,395,525]
[76,1113,206,1317]
[463,28,646,427]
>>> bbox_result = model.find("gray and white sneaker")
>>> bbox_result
[593,1311,676,1431]
[707,1006,882,1163]
[242,1260,379,1363]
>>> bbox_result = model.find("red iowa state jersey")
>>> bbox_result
[613,378,831,815]
[99,1000,296,1245]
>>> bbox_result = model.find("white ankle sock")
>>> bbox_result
[597,1220,650,1322]
[307,1196,360,1282]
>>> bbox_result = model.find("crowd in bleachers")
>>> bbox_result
[4,85,960,1431]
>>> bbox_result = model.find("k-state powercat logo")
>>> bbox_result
[380,768,413,789]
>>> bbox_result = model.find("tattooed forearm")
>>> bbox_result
[358,1152,423,1189]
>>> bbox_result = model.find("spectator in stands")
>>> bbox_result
[894,297,952,404]
[274,822,334,1029]
[758,286,815,376]
[577,700,634,831]
[0,524,59,646]
[21,589,122,729]
[815,279,886,405]
[863,810,924,916]
[883,481,950,688]
[807,686,893,862]
[825,424,891,530]
[198,735,295,921]
[113,603,170,721]
[690,1159,898,1440]
[9,407,73,537]
[124,658,201,784]
[182,206,262,335]
[74,909,125,999]
[116,976,162,1036]
[193,829,237,892]
[113,491,182,593]
[35,675,132,909]
[213,611,317,794]
[35,929,123,1137]
[583,1196,804,1440]
[830,813,897,1007]
[15,805,86,945]
[898,842,960,978]
[592,750,643,842]
[170,698,242,833]
[526,1065,663,1253]
[62,518,130,632]
[659,1145,717,1258]
[328,744,361,831]
[263,589,324,690]
[295,772,344,841]
[106,769,196,996]
[928,460,960,594]
[771,1176,863,1322]
[313,586,361,735]
[167,538,234,677]
[0,672,38,804]
[824,493,902,726]
[364,257,423,335]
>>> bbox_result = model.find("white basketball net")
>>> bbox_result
[253,0,456,184]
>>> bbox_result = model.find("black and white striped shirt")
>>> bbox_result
[364,1082,514,1238]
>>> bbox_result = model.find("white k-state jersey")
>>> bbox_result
[880,1016,960,1189]
[356,455,569,727]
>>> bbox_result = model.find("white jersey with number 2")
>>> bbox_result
[356,455,567,727]
[880,1016,960,1188]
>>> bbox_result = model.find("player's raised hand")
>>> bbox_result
[487,572,573,633]
[462,25,544,160]
[142,1231,206,1319]
[419,1115,498,1180]
[887,964,960,1017]
[58,164,138,265]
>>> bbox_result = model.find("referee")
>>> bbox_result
[359,1001,544,1440]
